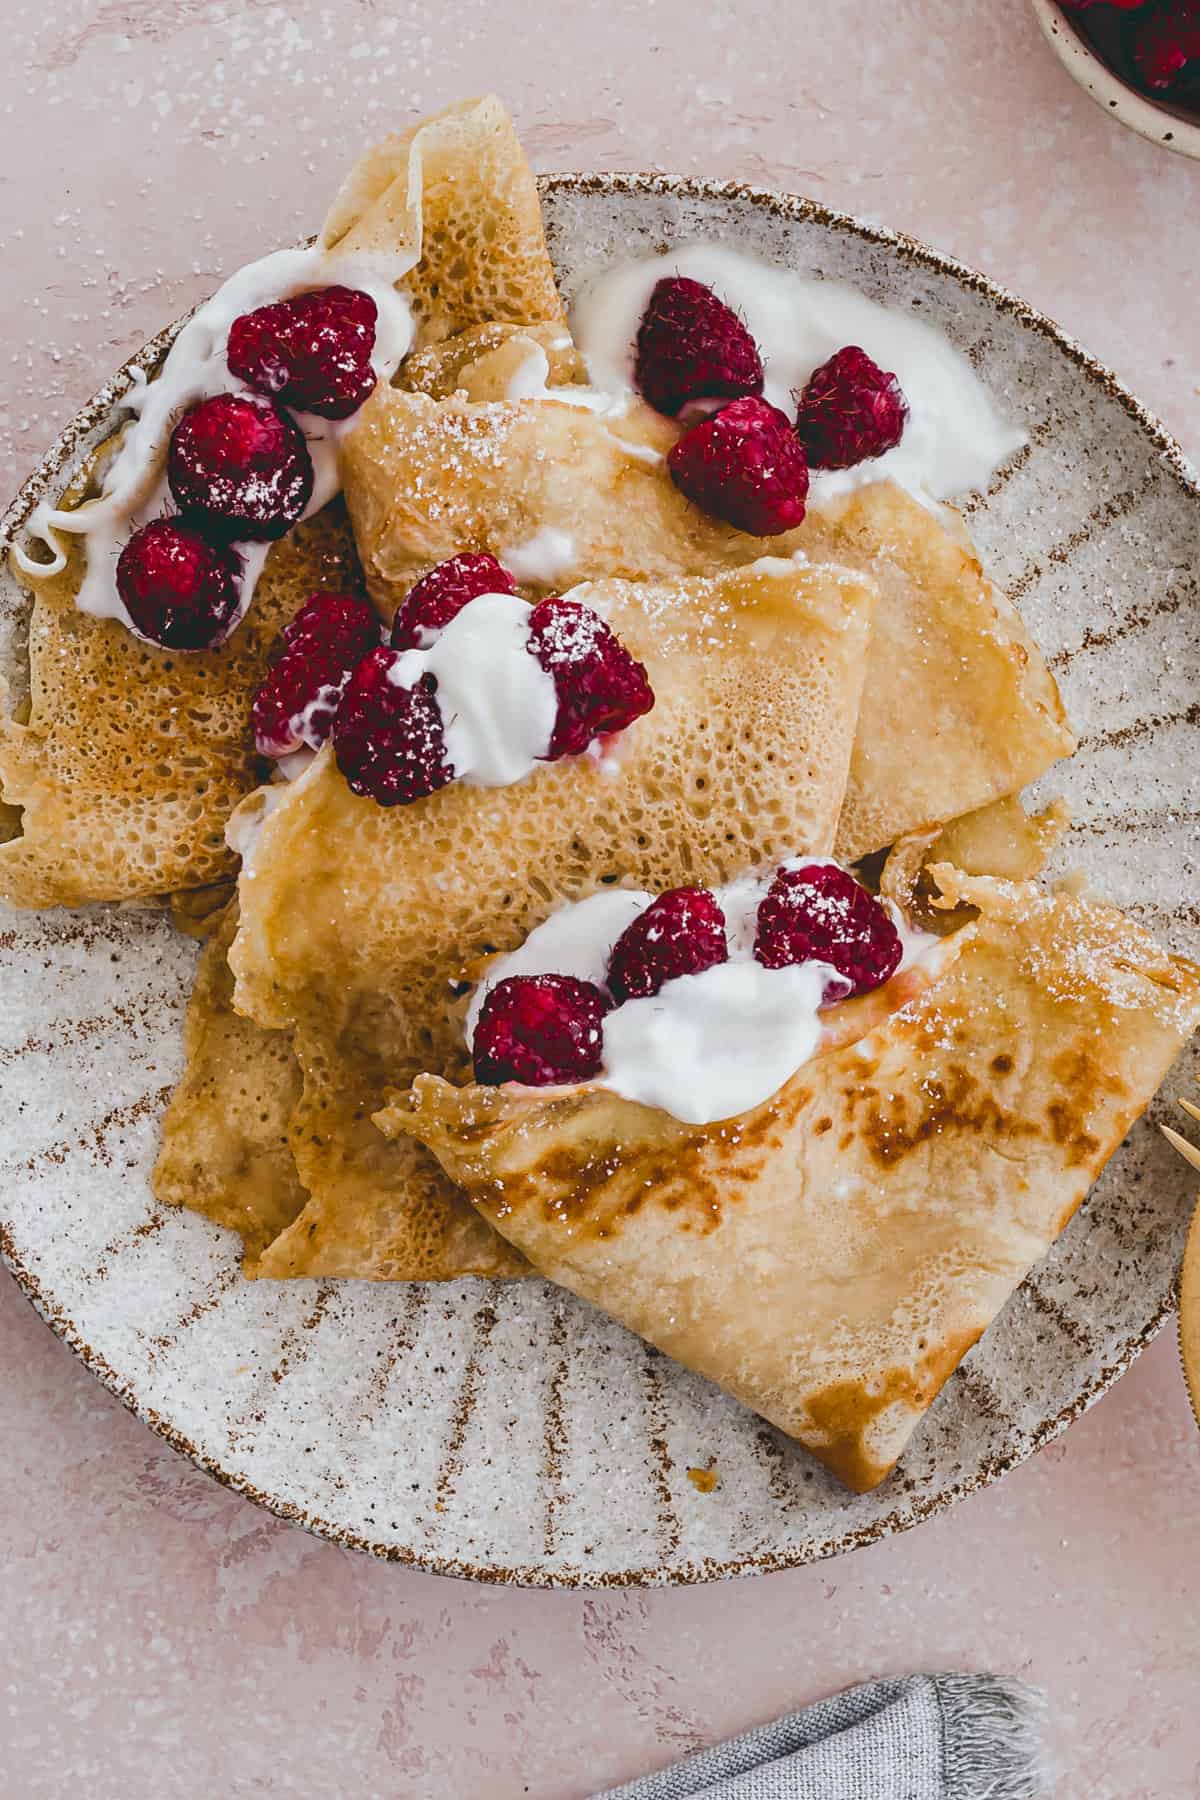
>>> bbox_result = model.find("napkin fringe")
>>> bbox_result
[936,1674,1048,1800]
[590,1672,1049,1799]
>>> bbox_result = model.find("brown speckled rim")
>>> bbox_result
[2,172,1199,1589]
[1181,1203,1200,1435]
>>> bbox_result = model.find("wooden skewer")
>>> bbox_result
[1177,1097,1200,1126]
[1160,1122,1200,1173]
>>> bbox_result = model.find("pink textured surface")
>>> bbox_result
[2,2,1199,1795]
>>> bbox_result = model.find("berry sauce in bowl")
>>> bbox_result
[1031,0,1200,157]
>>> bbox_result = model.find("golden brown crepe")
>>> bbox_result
[0,506,363,908]
[156,557,878,1278]
[340,388,1074,860]
[398,322,582,400]
[0,97,568,908]
[928,794,1070,882]
[878,795,1071,935]
[155,904,307,1267]
[385,870,1200,1491]
[320,95,571,349]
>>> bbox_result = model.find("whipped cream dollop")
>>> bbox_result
[499,525,580,585]
[388,591,558,787]
[14,244,417,635]
[571,243,1026,506]
[502,341,626,417]
[468,863,941,1126]
[500,341,666,469]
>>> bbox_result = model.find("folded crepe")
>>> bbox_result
[385,869,1200,1490]
[876,795,1071,936]
[320,96,572,348]
[154,903,307,1264]
[0,96,570,908]
[0,504,364,908]
[155,556,878,1279]
[164,752,1071,1282]
[340,388,1074,860]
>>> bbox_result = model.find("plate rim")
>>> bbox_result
[1028,0,1200,163]
[3,169,1199,1589]
[1181,1200,1200,1433]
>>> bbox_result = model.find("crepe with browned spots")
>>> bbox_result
[0,96,569,907]
[157,556,878,1279]
[384,871,1200,1489]
[341,389,1074,860]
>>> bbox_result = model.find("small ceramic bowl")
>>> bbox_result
[1030,0,1200,159]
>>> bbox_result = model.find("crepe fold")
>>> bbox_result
[383,871,1200,1491]
[155,557,879,1279]
[154,903,307,1266]
[340,388,1073,861]
[0,96,568,908]
[0,506,364,909]
[320,94,572,348]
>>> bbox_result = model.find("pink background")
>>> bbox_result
[3,2,1200,1794]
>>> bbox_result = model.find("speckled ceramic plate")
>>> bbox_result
[3,176,1199,1587]
[1181,1200,1200,1432]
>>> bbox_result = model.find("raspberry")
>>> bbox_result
[116,517,243,651]
[667,396,809,536]
[525,596,655,759]
[167,393,313,540]
[753,862,902,999]
[1131,1,1200,86]
[227,285,378,420]
[473,974,608,1087]
[794,345,909,470]
[606,887,729,1003]
[1058,0,1150,9]
[251,592,380,757]
[332,645,455,806]
[634,276,764,418]
[390,552,518,650]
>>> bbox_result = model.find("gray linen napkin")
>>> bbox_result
[593,1674,1045,1800]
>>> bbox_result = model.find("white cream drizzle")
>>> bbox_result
[387,591,558,787]
[502,341,618,415]
[501,343,662,466]
[500,525,579,586]
[14,245,417,638]
[468,862,942,1126]
[571,243,1026,507]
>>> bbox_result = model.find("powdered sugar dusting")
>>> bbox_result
[468,866,940,1124]
[3,162,1200,1615]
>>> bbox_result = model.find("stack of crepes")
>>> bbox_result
[5,97,1199,1493]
